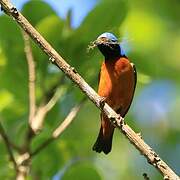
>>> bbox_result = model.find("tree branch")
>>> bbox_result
[0,121,17,171]
[22,31,36,128]
[30,97,86,157]
[43,75,65,104]
[31,86,67,132]
[23,31,66,133]
[0,122,29,180]
[22,30,38,149]
[52,98,86,139]
[0,1,179,179]
[16,152,30,180]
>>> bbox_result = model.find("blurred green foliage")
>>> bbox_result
[0,0,180,179]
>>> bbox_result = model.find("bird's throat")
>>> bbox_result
[98,44,121,60]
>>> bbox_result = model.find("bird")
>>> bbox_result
[92,32,137,154]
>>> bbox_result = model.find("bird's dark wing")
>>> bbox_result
[118,63,137,117]
[131,63,137,94]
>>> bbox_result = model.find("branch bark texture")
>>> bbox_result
[22,31,36,127]
[0,1,179,179]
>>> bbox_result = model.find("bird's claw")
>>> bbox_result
[117,115,124,126]
[99,96,106,108]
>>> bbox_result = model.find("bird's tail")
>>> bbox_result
[92,114,114,154]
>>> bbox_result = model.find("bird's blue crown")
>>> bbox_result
[98,32,118,42]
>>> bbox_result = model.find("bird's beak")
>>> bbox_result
[94,37,109,46]
[94,37,118,46]
[87,37,119,52]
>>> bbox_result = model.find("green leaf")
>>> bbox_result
[35,15,64,48]
[31,142,64,179]
[0,143,15,179]
[62,162,101,180]
[0,15,28,105]
[0,89,14,111]
[22,0,56,26]
[76,0,127,40]
[31,14,65,99]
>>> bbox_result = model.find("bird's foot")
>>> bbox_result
[99,96,106,108]
[110,114,124,127]
[116,115,124,127]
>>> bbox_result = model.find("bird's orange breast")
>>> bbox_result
[98,57,135,116]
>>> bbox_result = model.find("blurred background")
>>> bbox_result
[0,0,179,179]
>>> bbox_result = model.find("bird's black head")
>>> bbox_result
[95,32,124,60]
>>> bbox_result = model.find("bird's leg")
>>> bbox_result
[109,113,124,128]
[116,115,124,127]
[116,108,124,126]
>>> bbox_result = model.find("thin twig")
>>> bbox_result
[20,30,36,180]
[16,152,30,180]
[31,86,67,132]
[43,75,65,103]
[0,2,179,179]
[0,122,17,170]
[23,30,66,133]
[44,86,65,113]
[31,76,71,133]
[30,97,86,157]
[22,31,36,127]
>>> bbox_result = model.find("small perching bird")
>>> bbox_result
[92,32,137,154]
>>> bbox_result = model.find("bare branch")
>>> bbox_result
[30,97,86,157]
[52,100,84,138]
[23,31,66,133]
[16,153,30,180]
[22,31,36,127]
[0,1,179,179]
[0,122,29,180]
[44,86,65,113]
[0,122,17,170]
[43,75,65,103]
[31,86,67,133]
